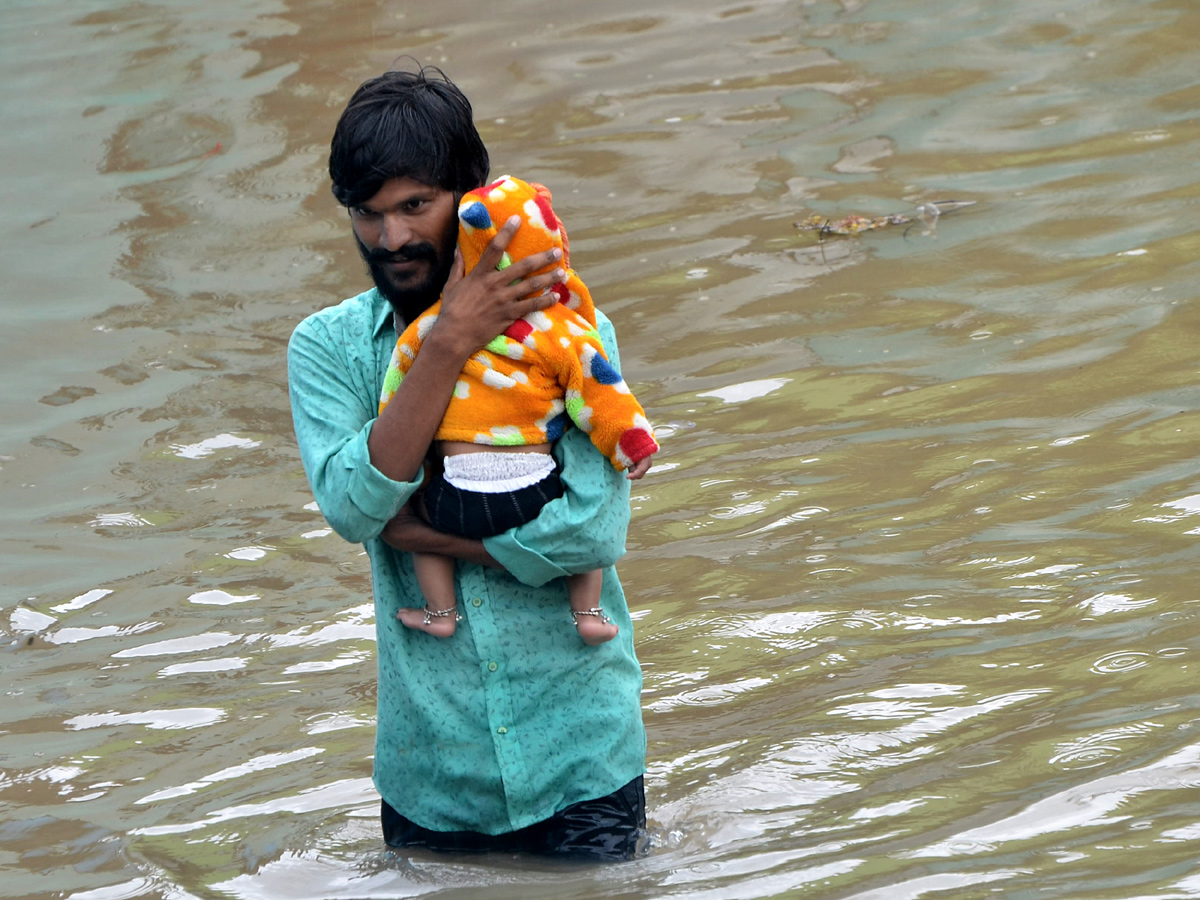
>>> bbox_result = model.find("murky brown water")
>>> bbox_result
[4,0,1200,897]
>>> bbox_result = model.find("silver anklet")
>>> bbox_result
[423,607,463,626]
[571,607,613,626]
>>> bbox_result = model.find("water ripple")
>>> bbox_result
[1091,650,1153,674]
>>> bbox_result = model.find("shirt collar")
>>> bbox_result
[370,288,396,338]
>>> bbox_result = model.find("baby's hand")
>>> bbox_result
[626,455,653,480]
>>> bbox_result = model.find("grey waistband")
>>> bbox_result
[442,451,556,493]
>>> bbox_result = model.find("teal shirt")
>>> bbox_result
[287,288,646,834]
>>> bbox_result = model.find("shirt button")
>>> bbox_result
[487,661,498,672]
[471,597,482,607]
[497,726,508,735]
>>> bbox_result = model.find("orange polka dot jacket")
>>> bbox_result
[378,176,659,471]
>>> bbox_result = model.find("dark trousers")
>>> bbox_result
[381,776,646,861]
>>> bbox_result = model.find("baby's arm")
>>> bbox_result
[555,324,658,473]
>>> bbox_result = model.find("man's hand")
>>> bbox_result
[381,503,439,553]
[626,456,653,480]
[432,215,565,358]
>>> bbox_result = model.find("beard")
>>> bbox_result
[357,222,457,326]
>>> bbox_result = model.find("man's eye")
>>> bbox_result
[353,207,377,218]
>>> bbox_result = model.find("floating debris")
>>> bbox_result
[796,200,977,238]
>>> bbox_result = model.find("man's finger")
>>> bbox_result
[475,215,522,272]
[512,270,566,311]
[498,247,562,285]
[444,247,465,293]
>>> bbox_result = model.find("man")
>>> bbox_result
[287,66,648,859]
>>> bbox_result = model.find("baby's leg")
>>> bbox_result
[567,569,618,646]
[398,552,460,638]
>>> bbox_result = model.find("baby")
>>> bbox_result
[379,175,658,645]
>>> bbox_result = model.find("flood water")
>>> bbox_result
[4,0,1200,897]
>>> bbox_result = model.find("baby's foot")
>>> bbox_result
[397,606,460,638]
[571,608,618,646]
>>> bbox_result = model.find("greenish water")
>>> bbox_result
[4,1,1200,897]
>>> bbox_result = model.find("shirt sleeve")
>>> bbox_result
[483,313,633,587]
[288,314,423,544]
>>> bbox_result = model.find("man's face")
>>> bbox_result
[349,176,459,324]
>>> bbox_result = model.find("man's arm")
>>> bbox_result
[289,314,423,544]
[380,501,501,568]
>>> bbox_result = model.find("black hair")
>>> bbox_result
[329,65,490,208]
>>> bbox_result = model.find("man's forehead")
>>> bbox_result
[362,176,450,207]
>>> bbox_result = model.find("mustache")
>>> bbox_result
[366,242,438,264]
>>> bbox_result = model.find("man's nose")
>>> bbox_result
[378,214,411,252]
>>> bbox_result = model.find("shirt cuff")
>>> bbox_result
[483,530,566,588]
[345,421,424,523]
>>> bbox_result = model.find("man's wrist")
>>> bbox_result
[424,312,478,364]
